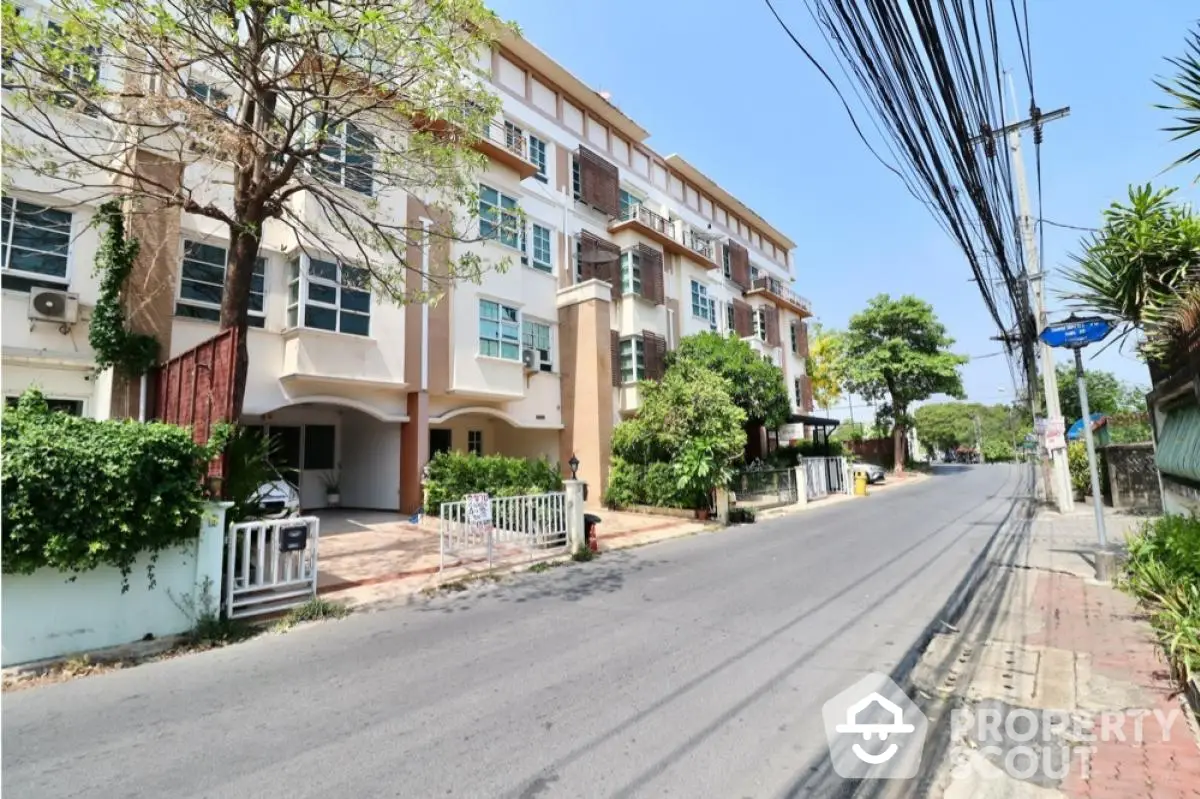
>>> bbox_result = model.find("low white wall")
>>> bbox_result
[1,502,230,667]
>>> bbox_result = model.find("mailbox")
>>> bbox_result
[279,523,309,552]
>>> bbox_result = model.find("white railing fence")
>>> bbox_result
[803,457,850,500]
[439,492,568,572]
[225,517,320,619]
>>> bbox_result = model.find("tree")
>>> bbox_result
[912,401,1027,458]
[1054,364,1145,424]
[665,332,791,430]
[1062,184,1199,353]
[842,295,967,472]
[806,323,846,412]
[1156,25,1200,175]
[2,0,507,418]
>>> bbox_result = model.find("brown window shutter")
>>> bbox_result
[578,147,620,217]
[733,299,753,338]
[800,375,813,412]
[580,231,620,294]
[727,241,751,290]
[642,331,667,381]
[579,233,598,283]
[637,244,664,305]
[611,329,621,387]
[765,307,781,348]
[797,321,809,358]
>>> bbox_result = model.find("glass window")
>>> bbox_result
[722,245,732,280]
[530,224,552,272]
[479,183,520,249]
[5,395,82,415]
[726,303,735,333]
[755,308,767,341]
[750,265,760,283]
[529,135,547,181]
[573,237,582,283]
[187,80,231,116]
[621,250,641,295]
[176,240,265,327]
[795,379,803,406]
[572,156,581,200]
[523,320,553,372]
[791,323,798,353]
[1,196,72,289]
[468,429,483,455]
[303,425,336,470]
[313,119,374,195]
[619,337,644,384]
[285,255,370,336]
[479,299,520,360]
[504,121,523,153]
[690,280,709,320]
[709,298,718,331]
[619,189,640,218]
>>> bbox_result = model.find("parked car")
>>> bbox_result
[852,461,886,484]
[252,468,301,519]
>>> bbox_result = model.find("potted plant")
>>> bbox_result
[674,441,731,521]
[323,471,341,507]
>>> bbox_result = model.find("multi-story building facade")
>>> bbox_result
[1,25,812,511]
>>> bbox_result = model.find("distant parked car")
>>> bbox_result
[252,468,301,519]
[852,461,886,484]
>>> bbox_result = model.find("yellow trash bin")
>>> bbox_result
[854,472,869,496]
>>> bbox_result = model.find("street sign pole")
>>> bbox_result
[1074,347,1110,565]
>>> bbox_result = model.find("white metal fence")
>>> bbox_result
[732,468,798,509]
[225,517,320,619]
[804,457,849,500]
[438,492,568,572]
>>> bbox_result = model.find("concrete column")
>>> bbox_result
[714,487,731,524]
[557,280,615,508]
[564,480,585,552]
[194,501,233,617]
[400,391,429,514]
[793,464,809,507]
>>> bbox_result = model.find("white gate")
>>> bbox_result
[225,517,320,619]
[804,457,850,500]
[439,492,567,572]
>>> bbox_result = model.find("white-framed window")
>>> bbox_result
[479,298,520,360]
[690,280,710,320]
[468,429,483,455]
[529,134,548,182]
[619,188,641,218]
[313,119,375,195]
[790,323,799,354]
[708,298,718,331]
[479,184,520,249]
[187,79,231,116]
[5,394,85,415]
[47,20,101,110]
[526,223,552,273]
[503,120,523,154]
[726,303,735,333]
[522,319,553,372]
[619,336,645,384]
[571,155,581,200]
[0,195,72,290]
[176,240,265,328]
[794,378,803,407]
[754,307,768,341]
[286,255,371,336]
[722,245,732,280]
[750,264,760,283]
[621,249,641,295]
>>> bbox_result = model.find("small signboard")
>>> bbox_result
[1044,418,1067,451]
[279,523,309,552]
[1039,316,1112,349]
[465,492,492,526]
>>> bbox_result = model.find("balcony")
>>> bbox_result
[470,119,540,180]
[607,206,719,270]
[746,276,813,317]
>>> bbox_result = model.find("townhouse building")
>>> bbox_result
[1,23,812,512]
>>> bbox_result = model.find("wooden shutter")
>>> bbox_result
[765,307,781,347]
[732,299,754,338]
[578,233,598,283]
[578,147,620,217]
[797,321,809,358]
[611,329,621,387]
[800,375,813,412]
[580,231,620,297]
[637,244,664,305]
[642,331,667,381]
[727,241,751,290]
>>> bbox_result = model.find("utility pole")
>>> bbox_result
[970,76,1072,512]
[974,415,985,464]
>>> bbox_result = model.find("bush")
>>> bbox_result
[423,451,563,515]
[1067,441,1090,498]
[2,390,217,588]
[728,507,757,524]
[981,439,1016,463]
[603,458,695,510]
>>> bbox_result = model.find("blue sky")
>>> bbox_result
[487,0,1198,418]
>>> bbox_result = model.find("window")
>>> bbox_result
[795,378,803,407]
[5,395,82,415]
[709,298,718,331]
[479,184,520,249]
[754,308,768,341]
[176,240,265,327]
[430,429,452,456]
[571,156,581,200]
[529,135,548,181]
[619,337,645,383]
[504,121,523,153]
[621,250,641,295]
[750,265,760,283]
[46,20,100,108]
[287,256,371,336]
[468,430,483,455]
[690,280,710,320]
[479,299,520,360]
[303,425,336,470]
[573,236,583,283]
[314,119,375,195]
[529,223,552,272]
[1,196,71,290]
[619,189,640,218]
[187,80,231,116]
[790,323,799,354]
[726,303,735,333]
[722,245,732,280]
[523,320,553,372]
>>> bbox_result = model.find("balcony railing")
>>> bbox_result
[677,225,714,261]
[477,119,526,159]
[751,276,812,314]
[617,203,673,238]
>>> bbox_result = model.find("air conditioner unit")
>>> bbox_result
[521,348,537,372]
[28,289,80,325]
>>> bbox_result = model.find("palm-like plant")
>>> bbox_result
[1143,267,1200,362]
[1156,26,1200,175]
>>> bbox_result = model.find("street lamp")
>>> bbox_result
[568,454,580,480]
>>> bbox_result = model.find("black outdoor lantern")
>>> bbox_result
[568,454,580,480]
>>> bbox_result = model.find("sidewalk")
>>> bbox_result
[910,505,1200,798]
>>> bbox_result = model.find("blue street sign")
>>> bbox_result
[1039,317,1112,349]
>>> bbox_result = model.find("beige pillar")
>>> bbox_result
[557,280,614,508]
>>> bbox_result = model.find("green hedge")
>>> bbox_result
[423,451,563,515]
[2,391,217,589]
[603,457,702,510]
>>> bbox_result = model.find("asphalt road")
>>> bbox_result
[3,464,1029,799]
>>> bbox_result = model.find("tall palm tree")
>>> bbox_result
[1156,26,1200,176]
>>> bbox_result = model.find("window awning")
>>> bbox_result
[786,413,841,428]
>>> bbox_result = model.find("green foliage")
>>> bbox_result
[1054,364,1144,425]
[277,597,350,629]
[221,426,284,525]
[1107,413,1154,444]
[728,507,757,524]
[980,439,1016,463]
[1156,26,1200,175]
[1062,184,1199,351]
[769,440,844,465]
[88,201,159,376]
[1067,441,1091,499]
[1120,513,1200,683]
[806,324,846,411]
[829,421,866,443]
[912,402,1027,456]
[665,332,790,429]
[423,451,563,515]
[2,390,219,589]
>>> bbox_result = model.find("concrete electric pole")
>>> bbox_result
[969,78,1073,512]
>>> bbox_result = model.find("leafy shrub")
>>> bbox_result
[2,390,218,588]
[222,425,283,525]
[981,439,1016,463]
[603,458,695,510]
[728,507,757,524]
[423,451,563,515]
[1067,441,1090,498]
